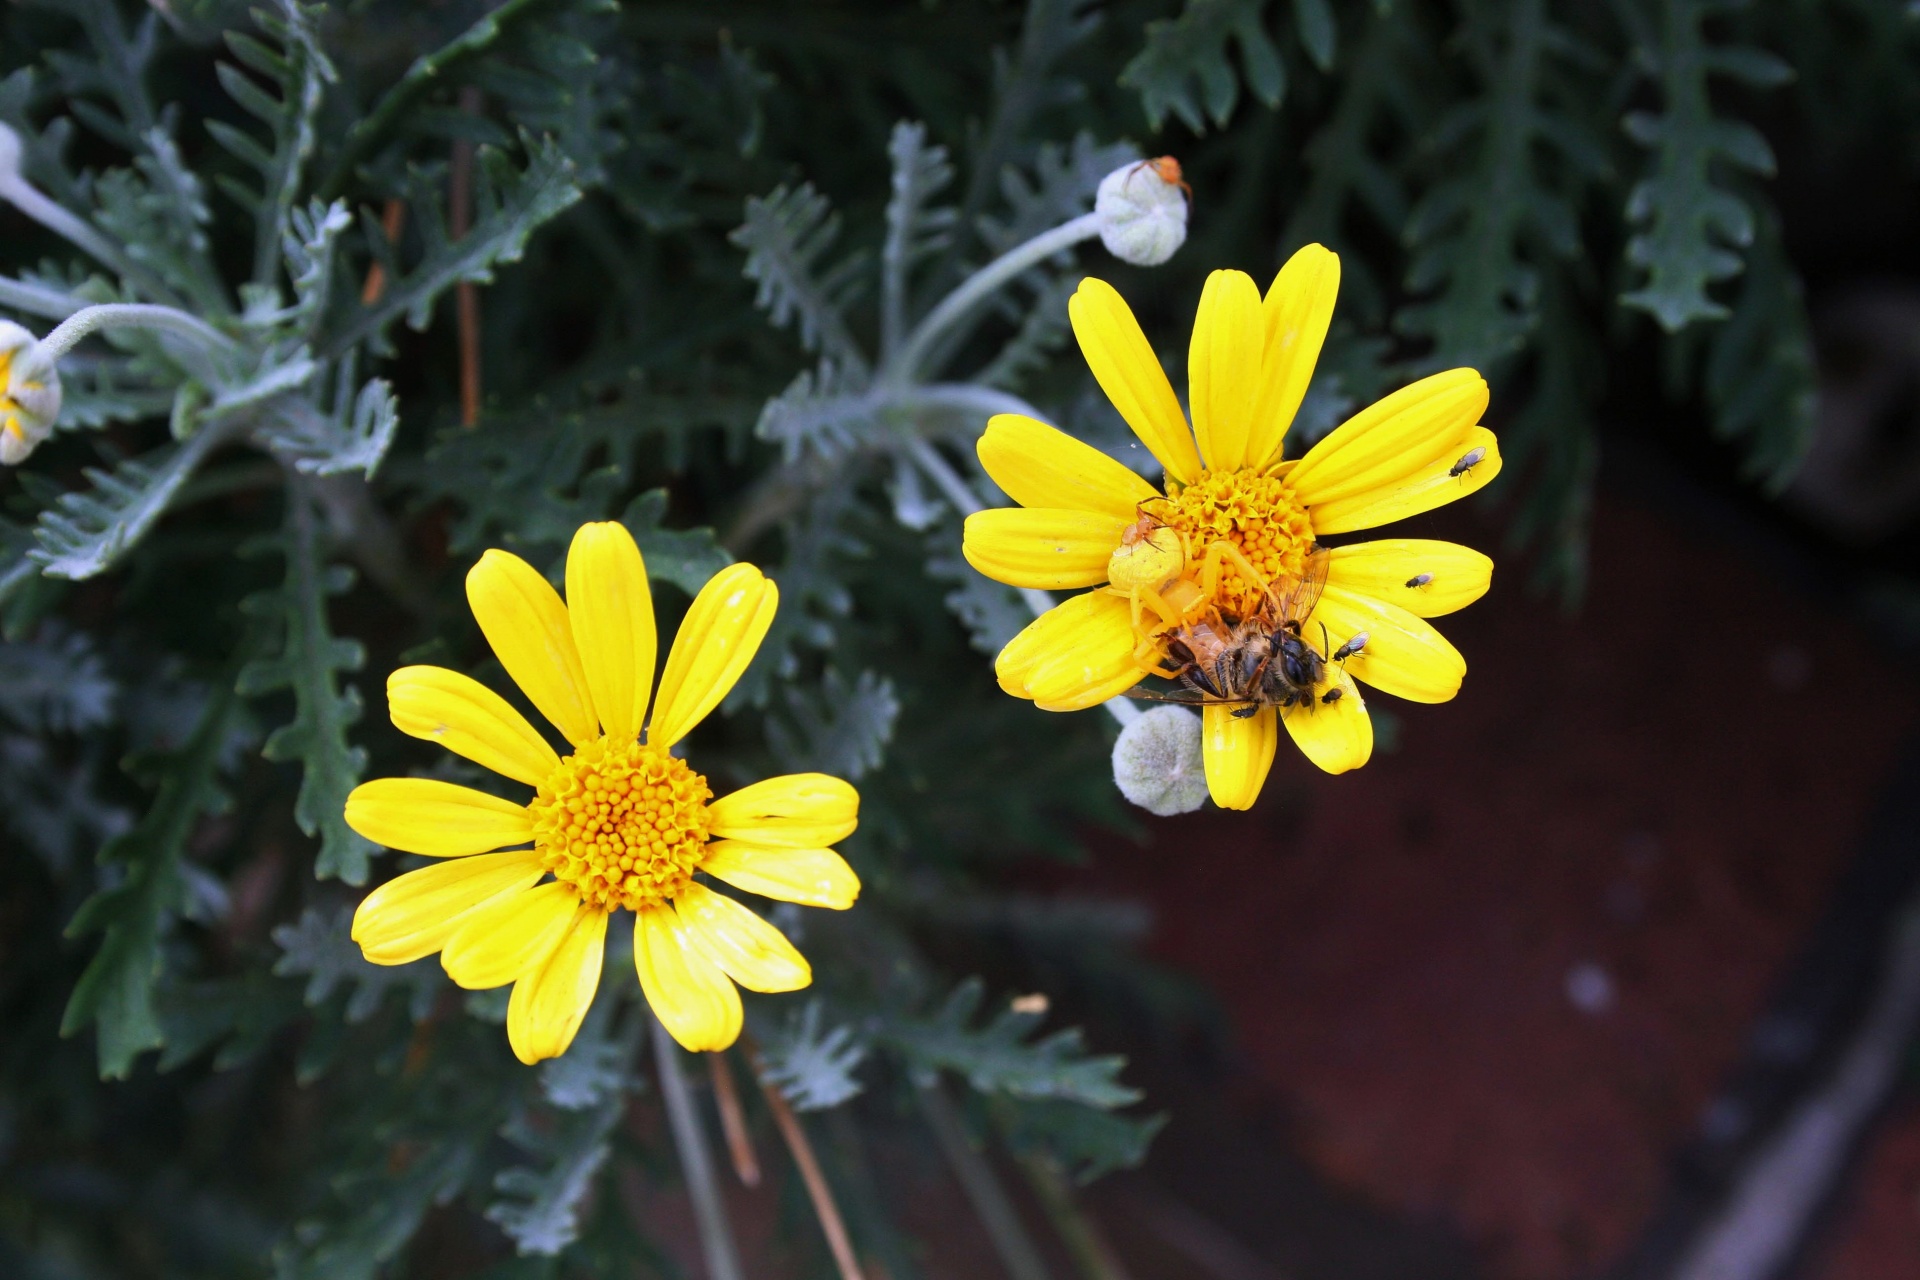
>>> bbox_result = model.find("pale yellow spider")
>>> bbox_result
[1104,506,1282,672]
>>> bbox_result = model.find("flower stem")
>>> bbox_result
[886,212,1101,386]
[1016,1154,1135,1280]
[743,1037,866,1280]
[650,1018,746,1280]
[0,274,83,321]
[708,1050,762,1188]
[914,1078,1054,1280]
[0,176,179,306]
[36,303,235,364]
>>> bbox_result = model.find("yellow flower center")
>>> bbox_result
[528,738,714,912]
[1163,467,1314,621]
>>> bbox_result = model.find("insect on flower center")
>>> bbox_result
[528,738,713,912]
[1162,467,1314,621]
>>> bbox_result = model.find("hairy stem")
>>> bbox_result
[886,212,1100,386]
[650,1019,746,1280]
[36,304,236,365]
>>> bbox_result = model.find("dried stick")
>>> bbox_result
[709,1050,762,1187]
[359,199,406,304]
[743,1037,866,1280]
[450,86,483,427]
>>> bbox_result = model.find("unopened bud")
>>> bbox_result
[1112,705,1207,815]
[1095,157,1189,267]
[0,321,62,465]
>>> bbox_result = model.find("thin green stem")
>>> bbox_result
[1017,1155,1135,1280]
[886,212,1101,386]
[0,174,181,307]
[914,1079,1054,1280]
[37,304,235,364]
[651,1019,746,1280]
[0,275,84,321]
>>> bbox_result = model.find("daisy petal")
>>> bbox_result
[441,880,579,989]
[1287,368,1488,511]
[344,778,532,857]
[1281,665,1372,774]
[566,521,657,745]
[700,841,861,909]
[467,549,599,746]
[1305,426,1502,535]
[352,849,545,966]
[1326,539,1493,618]
[962,508,1130,589]
[1202,704,1277,810]
[996,589,1143,711]
[1247,244,1340,469]
[387,665,558,786]
[1309,584,1466,703]
[1189,269,1265,472]
[649,564,777,748]
[675,883,811,993]
[1069,278,1203,484]
[976,414,1160,520]
[506,905,606,1064]
[707,774,858,848]
[635,904,743,1052]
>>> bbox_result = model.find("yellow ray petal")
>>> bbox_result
[708,773,859,847]
[1202,704,1277,810]
[344,778,532,857]
[1308,584,1466,703]
[1246,244,1340,468]
[1304,426,1502,535]
[674,883,811,993]
[466,549,599,746]
[962,508,1130,590]
[352,849,546,966]
[1281,665,1372,774]
[388,665,559,787]
[1287,368,1488,510]
[996,589,1143,711]
[1068,278,1203,484]
[1188,269,1264,472]
[440,880,579,990]
[566,521,657,745]
[1326,539,1493,618]
[976,414,1160,520]
[649,563,777,749]
[700,841,861,909]
[506,905,606,1064]
[635,903,743,1052]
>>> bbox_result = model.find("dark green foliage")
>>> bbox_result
[1,0,1911,1273]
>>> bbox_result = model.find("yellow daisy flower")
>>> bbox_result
[961,245,1499,807]
[343,522,860,1063]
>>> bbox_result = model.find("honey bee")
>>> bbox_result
[1126,546,1358,720]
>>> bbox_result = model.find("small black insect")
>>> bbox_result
[1405,572,1433,590]
[1331,630,1368,662]
[1321,687,1344,705]
[1449,446,1487,479]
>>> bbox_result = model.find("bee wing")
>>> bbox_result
[1275,544,1331,629]
[1123,685,1252,709]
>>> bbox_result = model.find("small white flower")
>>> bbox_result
[1112,705,1208,815]
[1095,158,1190,268]
[0,321,62,465]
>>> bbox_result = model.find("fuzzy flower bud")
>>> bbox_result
[1112,705,1208,815]
[1095,157,1189,267]
[0,321,62,465]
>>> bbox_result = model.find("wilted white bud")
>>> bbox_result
[1112,705,1207,815]
[0,321,62,465]
[1095,157,1189,267]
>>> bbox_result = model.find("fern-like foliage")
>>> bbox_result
[487,1091,626,1256]
[1618,0,1793,332]
[59,656,250,1078]
[1702,211,1816,489]
[757,1000,869,1111]
[207,0,335,287]
[28,425,233,580]
[272,905,441,1023]
[731,183,870,375]
[237,496,376,884]
[882,121,958,357]
[767,667,901,780]
[1120,0,1288,133]
[887,978,1142,1108]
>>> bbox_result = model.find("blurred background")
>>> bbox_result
[2,2,1918,1279]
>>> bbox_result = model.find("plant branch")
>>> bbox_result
[650,1018,745,1280]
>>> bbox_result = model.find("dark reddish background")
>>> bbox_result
[1069,487,1920,1279]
